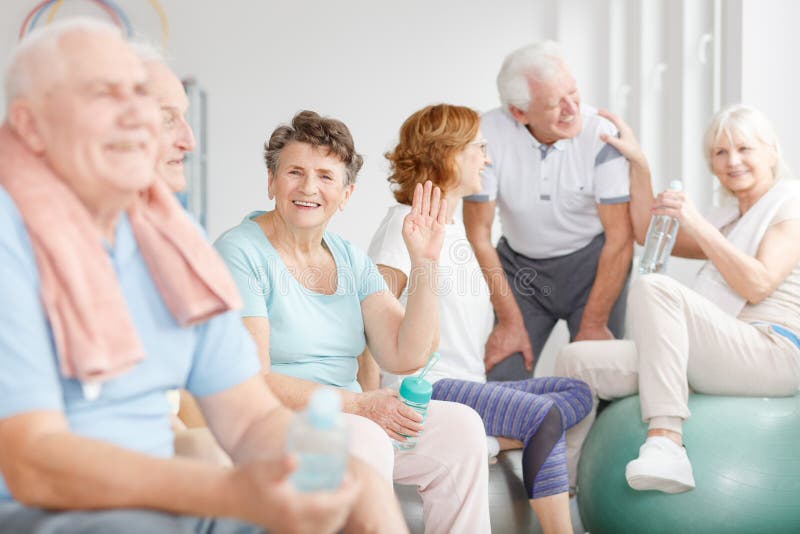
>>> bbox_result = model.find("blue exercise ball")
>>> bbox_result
[577,394,800,533]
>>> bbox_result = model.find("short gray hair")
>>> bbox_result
[4,17,121,111]
[496,40,566,112]
[264,110,363,186]
[703,104,792,188]
[128,39,170,65]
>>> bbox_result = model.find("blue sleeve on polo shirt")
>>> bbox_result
[0,188,64,418]
[593,117,630,205]
[185,309,261,397]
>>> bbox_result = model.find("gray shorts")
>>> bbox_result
[488,233,630,381]
[0,502,266,534]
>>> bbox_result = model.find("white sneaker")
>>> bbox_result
[625,436,696,493]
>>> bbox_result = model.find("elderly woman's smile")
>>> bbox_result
[268,140,354,230]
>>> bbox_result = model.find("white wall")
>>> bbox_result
[0,0,555,248]
[0,0,578,376]
[1,0,796,375]
[738,0,800,176]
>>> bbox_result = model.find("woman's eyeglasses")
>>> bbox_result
[469,139,489,157]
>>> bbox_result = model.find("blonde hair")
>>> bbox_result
[703,105,792,196]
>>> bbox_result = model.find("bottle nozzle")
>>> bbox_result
[416,352,441,383]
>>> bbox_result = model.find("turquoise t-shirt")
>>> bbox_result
[214,212,388,392]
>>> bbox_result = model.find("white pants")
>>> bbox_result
[556,274,800,488]
[346,400,490,534]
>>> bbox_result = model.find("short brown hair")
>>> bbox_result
[386,104,479,205]
[264,110,364,185]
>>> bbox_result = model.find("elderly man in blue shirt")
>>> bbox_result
[0,17,404,534]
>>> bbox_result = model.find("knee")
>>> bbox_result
[564,378,593,418]
[429,401,487,458]
[628,273,676,309]
[555,342,594,380]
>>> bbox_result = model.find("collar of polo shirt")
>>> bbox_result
[514,120,570,152]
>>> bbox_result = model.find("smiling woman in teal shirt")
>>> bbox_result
[215,110,492,533]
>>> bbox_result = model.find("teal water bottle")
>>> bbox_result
[393,352,440,450]
[393,375,433,450]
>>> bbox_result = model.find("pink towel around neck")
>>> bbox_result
[0,123,242,384]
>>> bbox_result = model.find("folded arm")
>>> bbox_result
[690,217,800,303]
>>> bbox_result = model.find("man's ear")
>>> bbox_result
[338,183,355,211]
[8,101,46,154]
[508,104,529,126]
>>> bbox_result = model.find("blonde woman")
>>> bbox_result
[558,105,800,494]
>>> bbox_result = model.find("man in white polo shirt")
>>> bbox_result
[464,41,634,381]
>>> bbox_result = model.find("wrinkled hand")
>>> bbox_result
[484,321,534,373]
[574,324,614,342]
[355,389,423,441]
[597,109,648,170]
[652,189,703,234]
[230,453,360,534]
[402,180,447,263]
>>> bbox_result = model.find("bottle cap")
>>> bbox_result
[399,375,433,404]
[306,388,341,429]
[668,180,683,191]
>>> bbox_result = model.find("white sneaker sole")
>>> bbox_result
[625,463,696,494]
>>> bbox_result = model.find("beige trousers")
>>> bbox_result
[556,274,800,488]
[346,400,490,534]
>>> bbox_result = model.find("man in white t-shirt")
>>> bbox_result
[464,41,634,381]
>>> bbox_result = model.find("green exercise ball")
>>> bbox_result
[577,394,800,534]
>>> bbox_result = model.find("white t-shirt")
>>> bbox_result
[367,204,492,388]
[465,106,630,258]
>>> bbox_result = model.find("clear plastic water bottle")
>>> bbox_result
[393,374,432,450]
[638,180,683,275]
[286,388,348,492]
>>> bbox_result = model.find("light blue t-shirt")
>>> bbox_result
[0,187,260,501]
[214,212,388,392]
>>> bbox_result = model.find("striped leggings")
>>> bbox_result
[432,376,592,499]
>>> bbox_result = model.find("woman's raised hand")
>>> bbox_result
[402,180,447,263]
